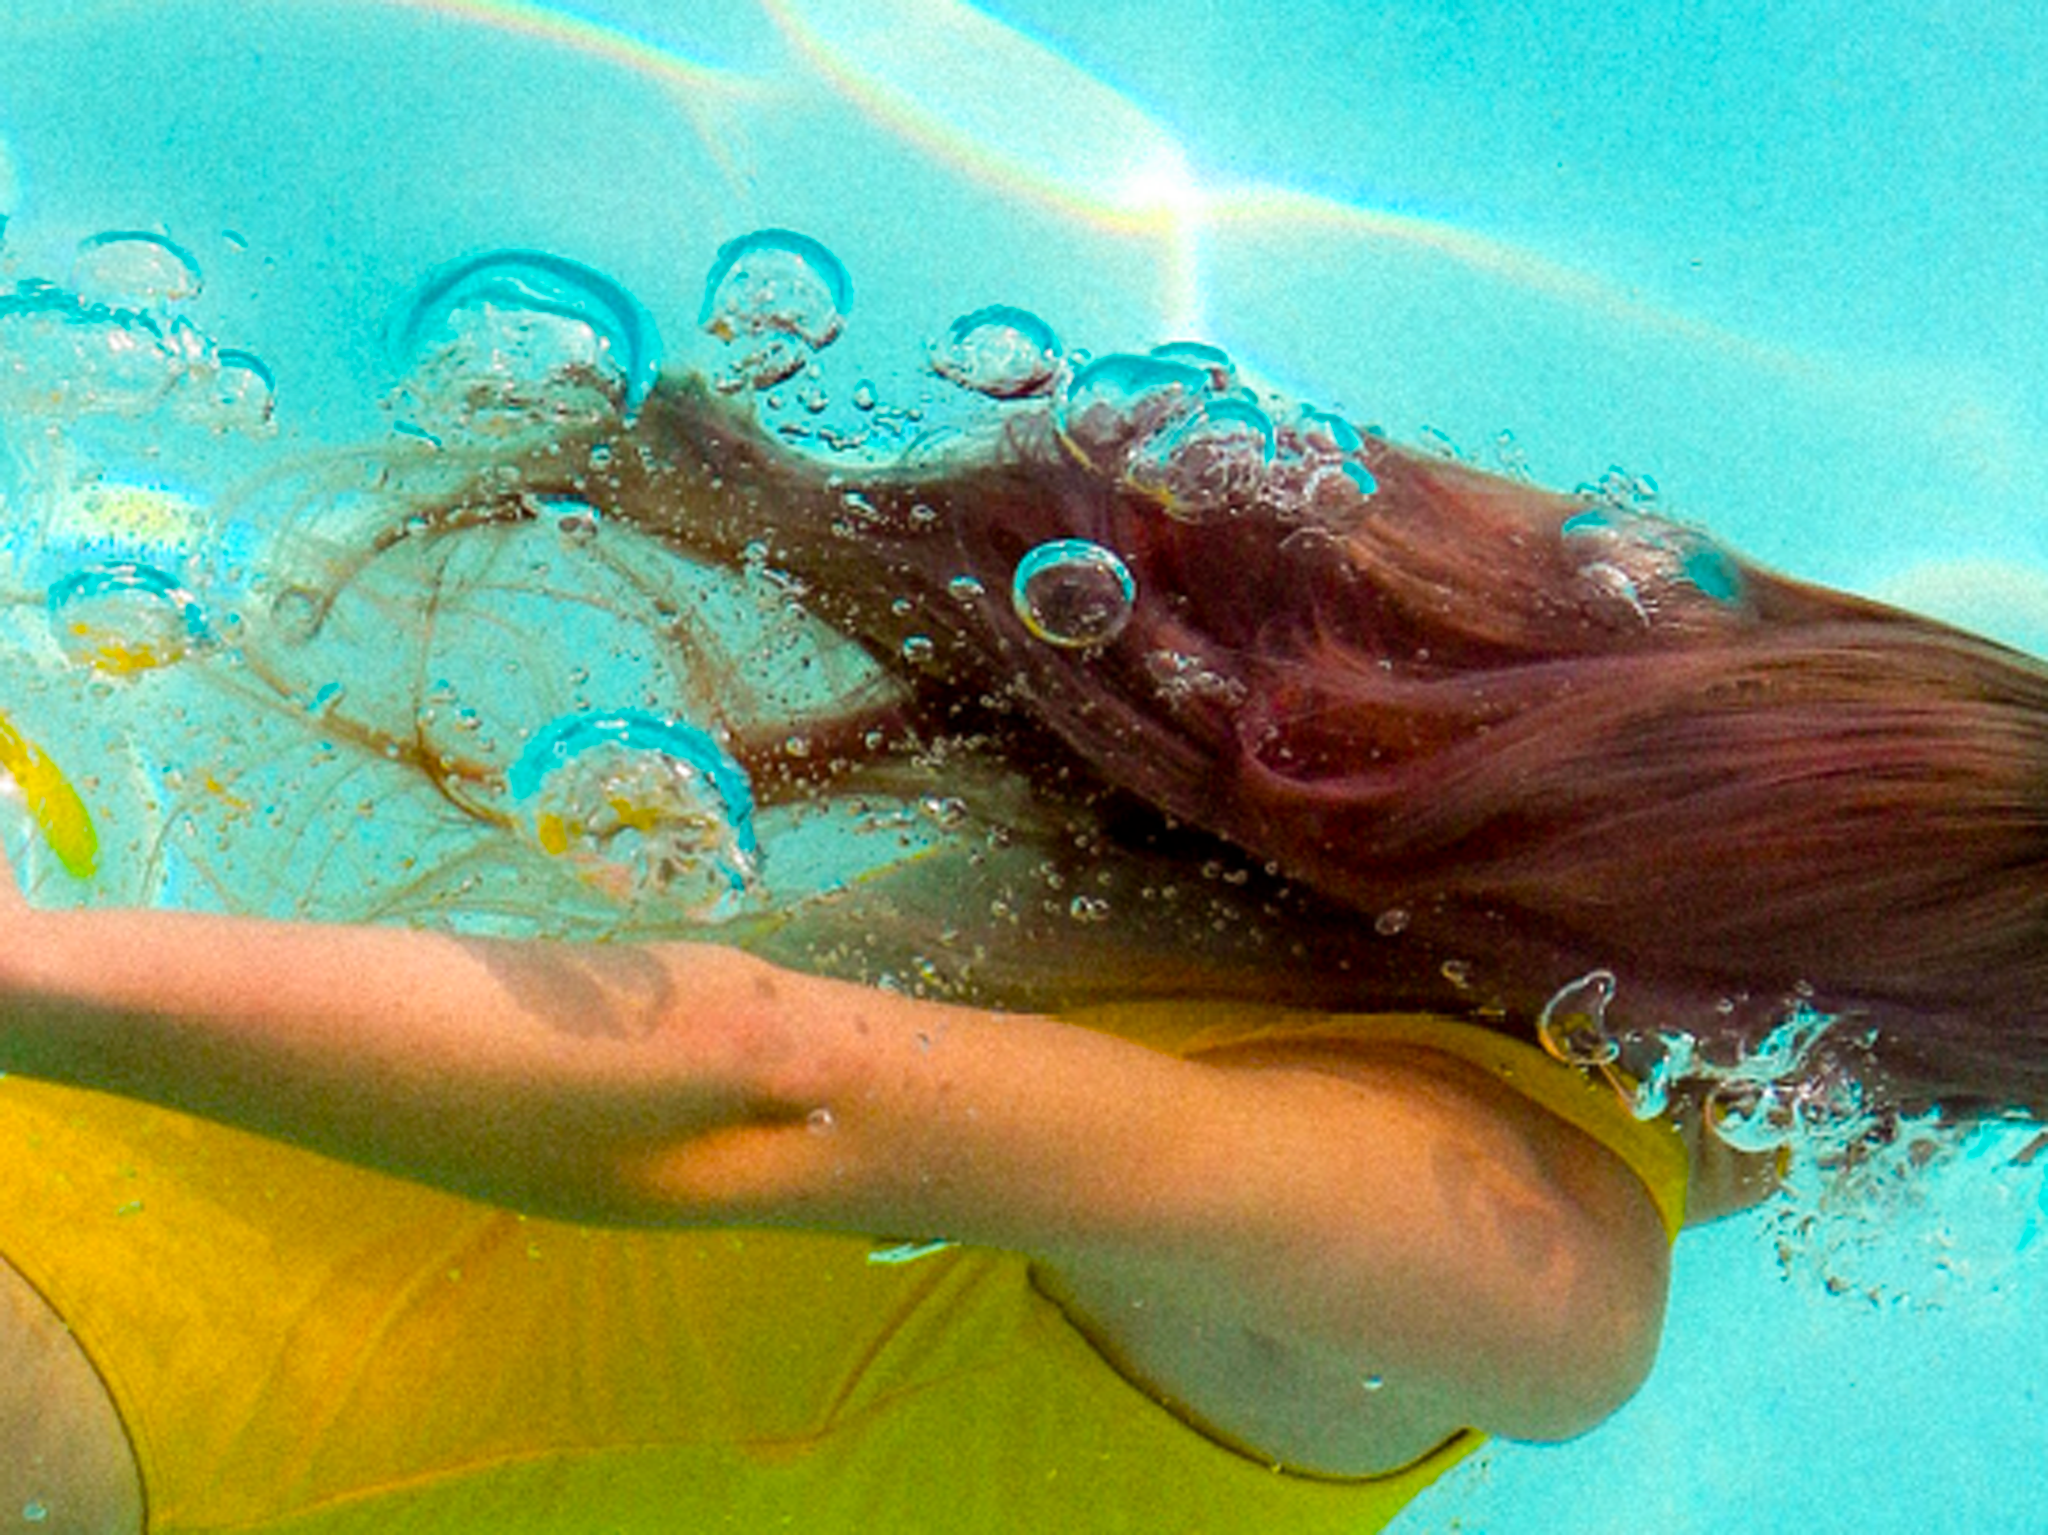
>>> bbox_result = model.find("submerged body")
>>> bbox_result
[0,1005,1684,1534]
[0,352,2040,1530]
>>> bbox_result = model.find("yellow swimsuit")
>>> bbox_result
[0,1008,1685,1535]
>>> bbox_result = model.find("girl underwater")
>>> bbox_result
[0,234,2044,1533]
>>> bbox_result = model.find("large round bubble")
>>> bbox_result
[698,228,852,393]
[929,304,1062,399]
[1122,395,1276,523]
[71,230,203,310]
[1011,539,1136,649]
[47,561,212,675]
[1051,352,1208,475]
[391,250,660,435]
[507,710,759,911]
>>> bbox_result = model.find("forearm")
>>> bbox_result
[0,905,808,1219]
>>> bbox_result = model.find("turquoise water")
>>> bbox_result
[2,2,2045,1528]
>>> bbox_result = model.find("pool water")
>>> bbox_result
[2,3,2045,1529]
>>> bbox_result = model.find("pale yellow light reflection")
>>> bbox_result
[761,0,1206,332]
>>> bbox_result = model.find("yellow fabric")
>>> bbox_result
[0,1010,1687,1534]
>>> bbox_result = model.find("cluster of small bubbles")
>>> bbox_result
[1144,648,1248,713]
[1010,539,1136,649]
[47,562,212,675]
[1123,394,1277,524]
[1576,464,1661,513]
[698,228,851,393]
[1068,894,1111,923]
[1250,406,1380,522]
[1690,1002,1854,1148]
[506,710,758,913]
[1533,971,2030,1302]
[1766,1109,2047,1306]
[928,303,1062,399]
[390,250,658,439]
[1492,428,1534,483]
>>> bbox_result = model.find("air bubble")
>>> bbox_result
[1561,507,1747,621]
[698,228,851,392]
[71,229,202,309]
[1124,396,1276,523]
[1052,352,1208,474]
[391,249,660,433]
[928,304,1062,399]
[47,562,212,674]
[1297,405,1363,454]
[177,345,275,432]
[1145,649,1247,712]
[507,710,758,911]
[538,496,602,543]
[1374,908,1410,937]
[0,281,182,416]
[1011,539,1136,649]
[1149,339,1236,392]
[918,795,968,829]
[1537,969,1620,1067]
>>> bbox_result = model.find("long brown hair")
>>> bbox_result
[445,372,2048,1118]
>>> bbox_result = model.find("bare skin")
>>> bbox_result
[0,1252,142,1535]
[0,891,1681,1524]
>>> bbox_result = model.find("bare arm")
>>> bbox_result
[0,900,1668,1475]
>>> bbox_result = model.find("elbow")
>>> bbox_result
[1482,1198,1672,1443]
